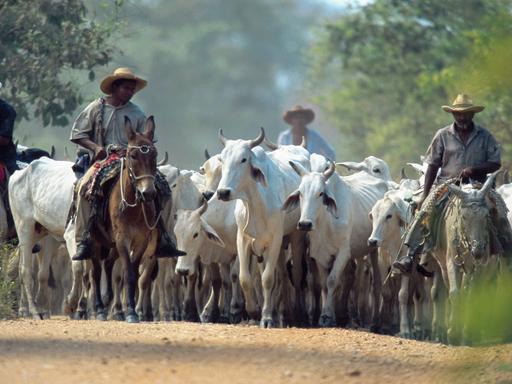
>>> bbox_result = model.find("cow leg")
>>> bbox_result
[156,258,170,321]
[368,248,382,332]
[35,236,56,319]
[446,257,463,345]
[238,231,260,321]
[218,262,232,323]
[260,236,282,328]
[182,271,199,322]
[289,231,308,326]
[320,245,350,327]
[169,260,182,321]
[336,258,356,327]
[306,256,321,326]
[201,263,221,323]
[230,257,245,324]
[18,222,41,319]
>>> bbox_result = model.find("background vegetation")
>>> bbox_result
[2,0,512,172]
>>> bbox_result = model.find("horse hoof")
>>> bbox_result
[218,314,230,324]
[260,317,275,329]
[96,312,107,321]
[126,314,139,323]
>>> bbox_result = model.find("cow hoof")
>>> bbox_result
[260,317,275,329]
[201,308,220,324]
[112,312,125,321]
[96,311,107,321]
[218,314,230,324]
[319,314,336,328]
[171,310,181,321]
[229,311,243,324]
[126,314,140,323]
[18,308,30,318]
[369,324,381,333]
[162,314,172,322]
[183,311,200,323]
[398,331,413,339]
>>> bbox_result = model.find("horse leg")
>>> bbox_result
[90,255,107,321]
[110,258,124,321]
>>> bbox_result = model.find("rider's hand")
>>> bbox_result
[460,167,473,179]
[412,195,426,213]
[93,146,107,161]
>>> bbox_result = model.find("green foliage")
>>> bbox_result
[0,0,123,126]
[309,0,512,174]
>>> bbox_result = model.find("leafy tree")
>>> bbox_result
[309,0,512,173]
[0,0,123,126]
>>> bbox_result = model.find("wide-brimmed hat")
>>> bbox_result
[100,67,147,95]
[283,105,315,125]
[442,94,484,114]
[0,81,2,89]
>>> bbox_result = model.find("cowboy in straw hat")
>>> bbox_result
[70,67,184,261]
[393,93,512,274]
[278,105,336,160]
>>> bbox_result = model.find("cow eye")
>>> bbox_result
[319,192,324,197]
[171,184,177,188]
[241,158,247,163]
[386,214,392,220]
[199,167,205,175]
[193,233,199,239]
[373,168,381,173]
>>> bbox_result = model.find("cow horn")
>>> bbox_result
[197,200,208,216]
[49,145,55,159]
[477,171,499,199]
[263,137,278,151]
[63,147,70,161]
[323,160,336,180]
[204,148,211,160]
[289,161,308,177]
[157,151,169,166]
[218,129,228,147]
[505,169,511,184]
[400,166,408,180]
[300,136,306,148]
[249,127,265,149]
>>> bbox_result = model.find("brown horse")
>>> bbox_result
[90,116,160,323]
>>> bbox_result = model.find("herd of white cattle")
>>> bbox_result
[3,128,511,342]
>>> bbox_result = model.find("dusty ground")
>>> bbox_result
[0,318,511,384]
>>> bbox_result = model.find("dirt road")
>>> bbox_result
[0,317,511,383]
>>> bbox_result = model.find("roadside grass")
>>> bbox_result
[0,242,19,319]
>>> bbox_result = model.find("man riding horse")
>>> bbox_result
[394,94,512,273]
[69,67,185,261]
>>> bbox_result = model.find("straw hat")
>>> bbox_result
[0,82,2,89]
[442,94,484,114]
[100,67,147,94]
[283,105,315,125]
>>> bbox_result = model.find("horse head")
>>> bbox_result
[124,116,157,202]
[448,173,498,260]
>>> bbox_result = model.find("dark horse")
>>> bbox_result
[90,116,160,323]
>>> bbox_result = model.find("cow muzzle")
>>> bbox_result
[176,268,189,277]
[217,188,231,201]
[298,220,313,232]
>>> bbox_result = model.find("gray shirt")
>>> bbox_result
[70,98,147,158]
[277,128,336,160]
[424,123,501,181]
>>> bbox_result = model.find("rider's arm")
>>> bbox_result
[0,99,16,145]
[463,161,500,180]
[71,137,103,156]
[421,164,439,201]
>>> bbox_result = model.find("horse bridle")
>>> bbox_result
[119,144,162,230]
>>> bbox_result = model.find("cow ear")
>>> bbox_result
[250,164,267,187]
[143,116,155,142]
[124,116,136,141]
[201,219,225,248]
[323,192,338,218]
[282,190,300,213]
[368,212,373,221]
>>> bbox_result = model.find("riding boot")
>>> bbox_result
[72,230,94,261]
[155,220,186,258]
[393,254,415,274]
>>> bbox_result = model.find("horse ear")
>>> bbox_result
[144,116,155,142]
[124,116,136,142]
